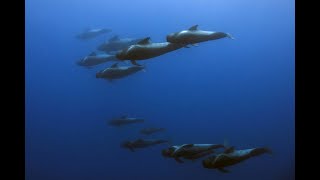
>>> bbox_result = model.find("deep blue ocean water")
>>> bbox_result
[26,0,295,179]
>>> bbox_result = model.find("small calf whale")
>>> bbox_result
[166,25,234,45]
[76,52,118,67]
[121,138,169,152]
[97,35,144,54]
[96,63,145,81]
[139,127,166,135]
[202,147,272,173]
[76,28,111,40]
[115,37,185,65]
[108,115,144,127]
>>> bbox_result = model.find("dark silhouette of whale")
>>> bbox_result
[76,28,111,40]
[121,138,169,152]
[115,37,185,65]
[139,127,166,135]
[97,35,144,54]
[166,25,234,45]
[202,147,272,173]
[96,63,145,81]
[162,143,225,163]
[107,115,144,127]
[76,52,118,67]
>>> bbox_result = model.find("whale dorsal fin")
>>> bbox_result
[181,144,193,148]
[137,37,151,45]
[111,63,119,68]
[89,52,97,56]
[223,146,235,154]
[109,35,119,42]
[188,25,198,31]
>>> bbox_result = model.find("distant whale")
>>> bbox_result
[115,37,185,65]
[97,35,144,54]
[108,115,144,127]
[202,147,272,173]
[76,52,118,67]
[76,28,111,40]
[166,25,234,45]
[139,127,166,135]
[96,63,145,81]
[121,138,169,152]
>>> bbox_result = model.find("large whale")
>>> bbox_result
[76,52,119,67]
[202,147,272,173]
[76,28,111,40]
[96,63,145,81]
[162,143,225,163]
[166,25,234,45]
[115,37,185,65]
[97,36,144,54]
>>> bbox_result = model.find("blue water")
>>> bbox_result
[26,0,295,179]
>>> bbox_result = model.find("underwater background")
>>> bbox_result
[25,0,295,179]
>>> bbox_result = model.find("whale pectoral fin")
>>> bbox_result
[174,158,184,163]
[188,25,198,31]
[192,43,199,47]
[130,60,142,66]
[218,168,230,173]
[110,63,119,68]
[129,147,135,152]
[184,45,191,48]
[104,78,115,83]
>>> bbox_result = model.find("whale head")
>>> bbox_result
[96,71,105,78]
[161,147,175,157]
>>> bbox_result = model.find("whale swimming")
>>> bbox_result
[96,63,145,81]
[162,143,225,163]
[121,138,169,152]
[202,147,272,173]
[76,52,119,67]
[139,127,166,135]
[76,28,111,40]
[97,35,144,54]
[115,37,185,65]
[166,25,234,45]
[107,115,144,127]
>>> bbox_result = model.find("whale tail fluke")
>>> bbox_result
[263,147,273,155]
[226,33,235,40]
[250,147,273,157]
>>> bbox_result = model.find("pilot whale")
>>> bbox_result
[166,25,234,45]
[115,37,185,65]
[96,63,145,81]
[76,28,111,40]
[76,52,118,67]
